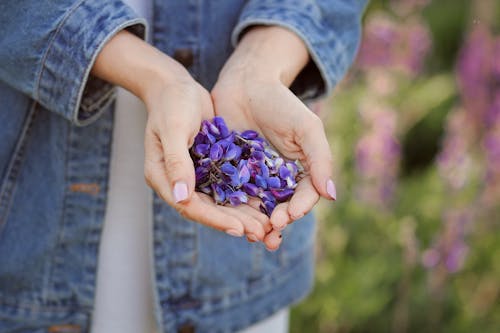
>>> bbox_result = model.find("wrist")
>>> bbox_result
[224,26,309,86]
[91,30,191,106]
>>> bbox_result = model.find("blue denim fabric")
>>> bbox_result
[0,0,366,332]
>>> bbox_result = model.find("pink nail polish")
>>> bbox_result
[226,229,243,237]
[326,179,337,201]
[173,182,188,203]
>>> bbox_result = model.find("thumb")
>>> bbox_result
[298,114,337,201]
[160,130,196,203]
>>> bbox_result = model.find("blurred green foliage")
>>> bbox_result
[291,1,500,332]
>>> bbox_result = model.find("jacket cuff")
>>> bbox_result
[232,4,354,100]
[36,0,146,126]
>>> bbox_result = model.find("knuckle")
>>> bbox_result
[163,153,184,174]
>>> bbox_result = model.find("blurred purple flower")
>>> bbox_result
[457,24,495,124]
[356,14,431,76]
[422,210,471,274]
[437,109,472,190]
[355,107,401,208]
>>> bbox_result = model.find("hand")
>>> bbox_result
[91,31,267,240]
[212,27,337,250]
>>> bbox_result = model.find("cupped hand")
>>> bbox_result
[211,27,337,250]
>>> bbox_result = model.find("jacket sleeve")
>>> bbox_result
[0,0,146,126]
[232,0,368,100]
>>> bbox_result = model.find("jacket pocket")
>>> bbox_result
[0,101,37,233]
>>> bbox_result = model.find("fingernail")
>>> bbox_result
[173,181,188,203]
[226,229,243,237]
[326,179,337,201]
[247,234,259,242]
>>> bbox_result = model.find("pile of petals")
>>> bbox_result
[190,117,303,216]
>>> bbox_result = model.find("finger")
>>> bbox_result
[297,112,336,201]
[219,205,266,242]
[270,203,291,231]
[264,229,282,251]
[179,195,245,236]
[145,152,245,235]
[288,175,320,220]
[158,124,197,203]
[232,203,273,234]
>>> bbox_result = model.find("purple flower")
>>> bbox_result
[228,190,248,206]
[224,143,242,161]
[209,143,223,161]
[271,188,294,202]
[242,183,260,197]
[213,116,230,138]
[241,130,259,140]
[255,175,268,189]
[189,117,303,216]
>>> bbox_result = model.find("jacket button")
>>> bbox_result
[177,323,195,333]
[173,48,194,68]
[47,324,81,333]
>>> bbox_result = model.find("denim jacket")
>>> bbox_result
[0,1,366,332]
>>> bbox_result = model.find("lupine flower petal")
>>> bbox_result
[207,122,220,136]
[267,176,281,189]
[224,143,242,161]
[251,150,265,161]
[212,184,226,203]
[286,177,297,189]
[271,188,294,202]
[279,165,291,179]
[221,162,237,176]
[249,140,264,151]
[195,166,209,182]
[255,175,267,189]
[207,133,216,144]
[198,158,212,167]
[228,190,248,205]
[218,133,235,149]
[259,191,275,203]
[241,130,259,140]
[259,161,270,178]
[209,143,223,161]
[242,183,260,197]
[260,199,276,216]
[213,116,230,137]
[238,163,250,184]
[286,162,299,176]
[194,143,210,157]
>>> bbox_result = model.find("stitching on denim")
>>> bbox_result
[34,0,86,101]
[0,102,37,232]
[74,17,147,126]
[42,120,72,309]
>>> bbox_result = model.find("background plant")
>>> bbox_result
[291,1,500,332]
